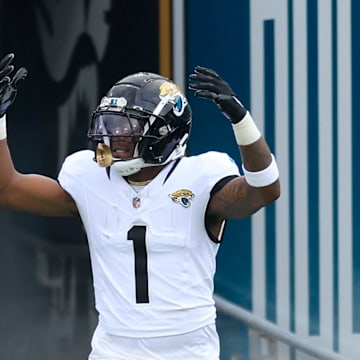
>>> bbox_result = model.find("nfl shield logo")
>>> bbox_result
[133,197,141,208]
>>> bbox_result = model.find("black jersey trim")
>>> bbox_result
[162,158,182,185]
[206,175,239,243]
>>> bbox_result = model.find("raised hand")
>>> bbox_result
[0,53,28,117]
[188,65,247,124]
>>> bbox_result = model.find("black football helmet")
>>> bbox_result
[88,72,192,176]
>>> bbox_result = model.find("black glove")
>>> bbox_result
[188,65,247,124]
[0,53,28,118]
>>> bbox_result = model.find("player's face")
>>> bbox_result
[111,136,136,159]
[98,114,142,160]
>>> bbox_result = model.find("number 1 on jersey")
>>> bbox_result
[127,225,149,303]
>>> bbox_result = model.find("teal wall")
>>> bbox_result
[186,1,360,358]
[186,0,253,310]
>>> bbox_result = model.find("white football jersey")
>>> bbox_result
[58,150,240,337]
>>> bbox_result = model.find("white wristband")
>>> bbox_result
[0,114,6,140]
[242,154,279,187]
[232,111,261,145]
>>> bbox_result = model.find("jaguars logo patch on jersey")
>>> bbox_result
[169,189,195,208]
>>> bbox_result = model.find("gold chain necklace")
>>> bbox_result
[127,179,152,186]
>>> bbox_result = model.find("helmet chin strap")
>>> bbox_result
[110,138,189,177]
[111,158,147,176]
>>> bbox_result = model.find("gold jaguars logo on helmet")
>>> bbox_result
[159,82,187,117]
[160,81,181,97]
[169,189,195,208]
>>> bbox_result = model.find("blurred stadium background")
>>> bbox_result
[0,0,358,359]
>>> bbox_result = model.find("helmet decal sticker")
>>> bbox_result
[169,189,195,208]
[159,81,187,117]
[159,81,180,97]
[99,96,127,110]
[173,96,183,116]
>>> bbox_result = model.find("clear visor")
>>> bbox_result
[90,113,143,137]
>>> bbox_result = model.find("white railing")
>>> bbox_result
[214,295,348,360]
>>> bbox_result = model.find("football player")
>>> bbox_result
[0,53,280,359]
